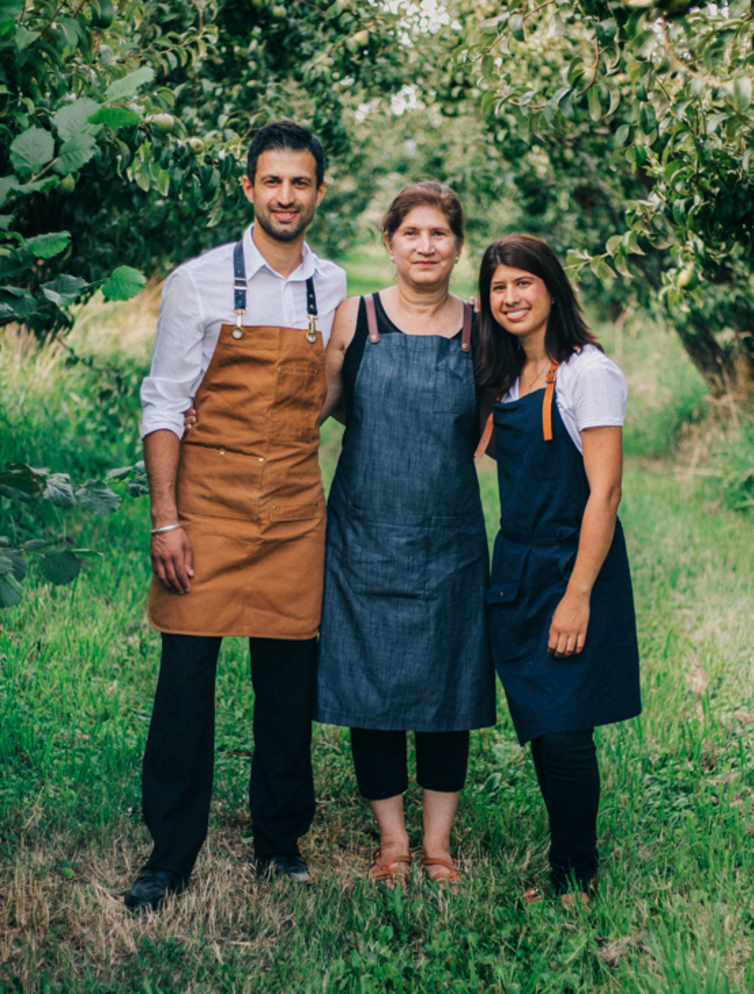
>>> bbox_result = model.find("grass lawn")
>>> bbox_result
[1,254,752,992]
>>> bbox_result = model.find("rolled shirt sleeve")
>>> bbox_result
[140,266,208,440]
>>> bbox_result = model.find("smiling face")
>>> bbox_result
[385,205,461,288]
[489,264,552,346]
[241,148,325,243]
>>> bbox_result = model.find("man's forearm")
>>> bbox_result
[144,429,181,527]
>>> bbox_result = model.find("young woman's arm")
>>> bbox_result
[318,296,360,426]
[548,425,623,658]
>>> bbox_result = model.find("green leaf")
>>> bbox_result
[54,134,97,175]
[101,265,146,301]
[0,287,37,319]
[640,103,656,134]
[44,473,76,507]
[588,87,602,122]
[0,2,25,20]
[23,538,50,551]
[105,466,134,481]
[25,231,71,260]
[0,178,15,207]
[76,480,122,515]
[105,66,156,102]
[41,274,88,307]
[733,76,752,113]
[595,18,617,45]
[510,14,524,42]
[40,551,82,586]
[614,124,630,146]
[9,127,55,177]
[87,106,142,129]
[605,234,622,257]
[0,549,27,582]
[125,480,150,497]
[0,462,45,495]
[0,214,12,230]
[53,98,101,142]
[14,25,39,50]
[613,253,632,278]
[0,572,23,608]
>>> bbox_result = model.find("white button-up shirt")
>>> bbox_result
[140,225,347,439]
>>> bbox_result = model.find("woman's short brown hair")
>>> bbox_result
[382,181,464,245]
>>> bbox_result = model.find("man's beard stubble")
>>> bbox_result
[254,203,315,243]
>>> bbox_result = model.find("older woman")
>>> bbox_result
[315,183,496,886]
[476,235,641,907]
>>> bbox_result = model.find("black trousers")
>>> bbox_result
[530,727,600,893]
[350,728,470,800]
[142,633,317,879]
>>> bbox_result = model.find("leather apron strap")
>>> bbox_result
[233,240,319,342]
[365,295,473,350]
[474,359,559,459]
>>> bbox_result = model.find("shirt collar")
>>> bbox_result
[242,224,321,282]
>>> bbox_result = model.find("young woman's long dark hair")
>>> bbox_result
[475,235,601,395]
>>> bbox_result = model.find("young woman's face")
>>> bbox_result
[385,206,461,288]
[489,264,552,344]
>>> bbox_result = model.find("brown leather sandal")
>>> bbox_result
[420,852,461,887]
[522,886,545,904]
[368,849,412,888]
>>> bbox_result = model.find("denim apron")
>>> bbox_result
[315,295,496,732]
[488,375,641,745]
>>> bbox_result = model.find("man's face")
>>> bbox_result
[242,149,325,242]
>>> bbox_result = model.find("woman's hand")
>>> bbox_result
[548,590,590,658]
[183,407,197,435]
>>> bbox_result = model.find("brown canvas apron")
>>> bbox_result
[148,244,327,639]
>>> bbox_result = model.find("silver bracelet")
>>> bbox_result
[150,523,182,535]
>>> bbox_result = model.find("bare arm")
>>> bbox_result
[548,426,623,658]
[318,296,360,426]
[143,429,194,594]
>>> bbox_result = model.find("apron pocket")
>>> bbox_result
[270,363,324,443]
[177,445,262,520]
[269,500,323,522]
[336,512,427,598]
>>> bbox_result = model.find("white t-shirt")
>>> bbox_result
[503,345,627,454]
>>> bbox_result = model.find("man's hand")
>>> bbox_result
[151,526,194,594]
[183,407,198,435]
[548,590,590,658]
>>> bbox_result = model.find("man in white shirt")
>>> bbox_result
[125,121,346,913]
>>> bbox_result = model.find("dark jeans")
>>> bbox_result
[142,633,317,880]
[530,727,600,893]
[350,728,470,800]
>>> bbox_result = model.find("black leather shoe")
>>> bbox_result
[124,869,187,913]
[255,854,311,884]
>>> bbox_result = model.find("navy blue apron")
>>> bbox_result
[488,376,641,745]
[315,295,496,732]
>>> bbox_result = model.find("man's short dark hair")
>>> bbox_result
[246,121,326,188]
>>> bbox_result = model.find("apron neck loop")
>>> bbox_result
[365,294,380,344]
[461,302,472,353]
[233,241,246,327]
[542,360,560,442]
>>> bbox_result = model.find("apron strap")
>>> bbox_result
[461,302,472,353]
[542,360,559,442]
[233,241,246,327]
[474,359,560,459]
[365,294,379,343]
[474,411,494,460]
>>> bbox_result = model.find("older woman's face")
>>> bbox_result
[489,264,552,344]
[386,206,460,287]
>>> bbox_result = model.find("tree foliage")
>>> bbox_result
[444,0,754,396]
[0,0,411,341]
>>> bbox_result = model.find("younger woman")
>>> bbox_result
[476,235,641,907]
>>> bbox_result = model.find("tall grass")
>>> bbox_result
[2,267,754,992]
